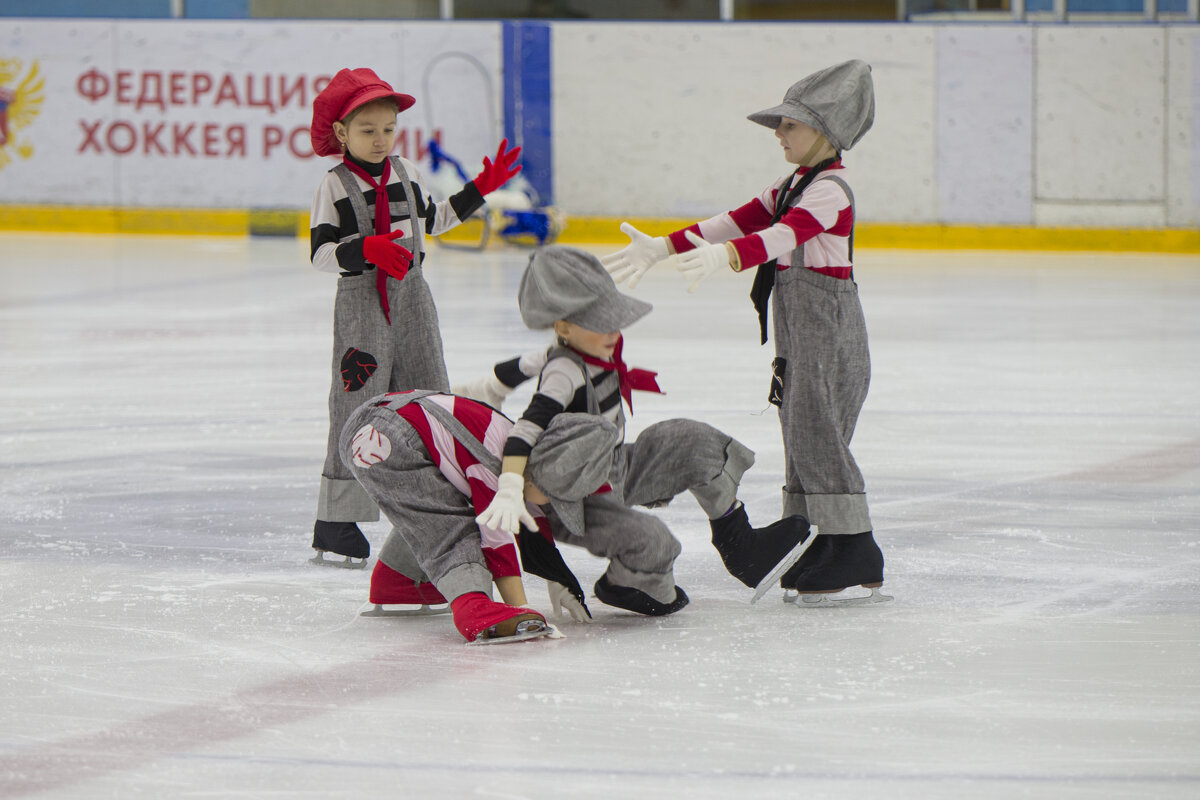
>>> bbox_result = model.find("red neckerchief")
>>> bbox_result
[342,156,395,324]
[572,335,662,414]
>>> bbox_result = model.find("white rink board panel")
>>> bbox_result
[1035,26,1166,205]
[853,25,939,225]
[1034,199,1167,228]
[1166,28,1200,227]
[0,21,119,203]
[551,23,939,224]
[936,26,1034,225]
[401,24,506,149]
[0,20,502,208]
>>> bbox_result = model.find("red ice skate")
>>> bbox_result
[450,592,553,645]
[360,561,450,617]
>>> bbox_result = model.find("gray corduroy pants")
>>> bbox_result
[771,266,873,536]
[546,419,755,604]
[339,400,494,603]
[317,266,450,523]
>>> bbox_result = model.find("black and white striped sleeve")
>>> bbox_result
[494,347,551,390]
[503,356,584,458]
[309,172,370,274]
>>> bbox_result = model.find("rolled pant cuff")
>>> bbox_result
[691,437,756,519]
[317,476,380,522]
[782,490,872,535]
[435,563,495,604]
[605,561,676,605]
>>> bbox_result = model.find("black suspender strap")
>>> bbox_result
[748,156,837,345]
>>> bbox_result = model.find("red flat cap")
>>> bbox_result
[310,67,416,157]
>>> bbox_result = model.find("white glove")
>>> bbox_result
[670,230,732,293]
[452,372,511,409]
[476,472,537,534]
[600,222,669,289]
[548,582,592,623]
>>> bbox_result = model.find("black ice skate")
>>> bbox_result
[310,520,370,569]
[709,506,817,603]
[779,531,892,607]
[593,575,689,617]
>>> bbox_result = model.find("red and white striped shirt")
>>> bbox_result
[389,393,547,578]
[668,162,854,280]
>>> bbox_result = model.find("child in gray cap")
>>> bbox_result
[601,60,889,606]
[469,246,813,616]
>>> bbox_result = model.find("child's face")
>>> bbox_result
[334,104,398,163]
[556,322,620,361]
[775,117,825,165]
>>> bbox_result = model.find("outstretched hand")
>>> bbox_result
[670,230,731,293]
[473,138,523,196]
[599,222,669,289]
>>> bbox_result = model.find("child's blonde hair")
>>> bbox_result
[341,97,400,124]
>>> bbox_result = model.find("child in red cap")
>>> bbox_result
[308,67,522,567]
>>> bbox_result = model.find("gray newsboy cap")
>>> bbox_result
[747,59,875,153]
[526,412,619,537]
[519,245,652,333]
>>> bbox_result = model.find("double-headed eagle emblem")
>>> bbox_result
[0,59,44,170]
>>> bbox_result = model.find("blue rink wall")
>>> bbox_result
[0,17,1199,251]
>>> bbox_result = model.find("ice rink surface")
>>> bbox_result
[1,232,1197,799]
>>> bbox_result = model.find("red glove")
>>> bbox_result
[472,138,522,196]
[362,231,412,281]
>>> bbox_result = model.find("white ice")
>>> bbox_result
[1,233,1198,799]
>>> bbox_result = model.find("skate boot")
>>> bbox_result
[360,561,450,617]
[780,531,892,607]
[451,592,555,645]
[709,506,815,601]
[310,520,369,569]
[593,575,689,617]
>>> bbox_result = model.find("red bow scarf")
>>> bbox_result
[342,156,396,324]
[574,335,663,413]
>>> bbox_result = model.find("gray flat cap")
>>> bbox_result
[519,245,652,333]
[526,412,619,537]
[748,59,875,153]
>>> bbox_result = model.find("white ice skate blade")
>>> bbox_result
[309,551,368,570]
[749,526,820,605]
[467,621,562,646]
[782,585,893,608]
[360,603,450,618]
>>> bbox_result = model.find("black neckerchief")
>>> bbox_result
[749,156,837,345]
[344,151,387,177]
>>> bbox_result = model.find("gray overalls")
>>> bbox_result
[317,157,451,524]
[771,174,873,536]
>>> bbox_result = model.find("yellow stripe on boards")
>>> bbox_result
[0,205,305,237]
[561,218,1200,254]
[1,206,1197,253]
